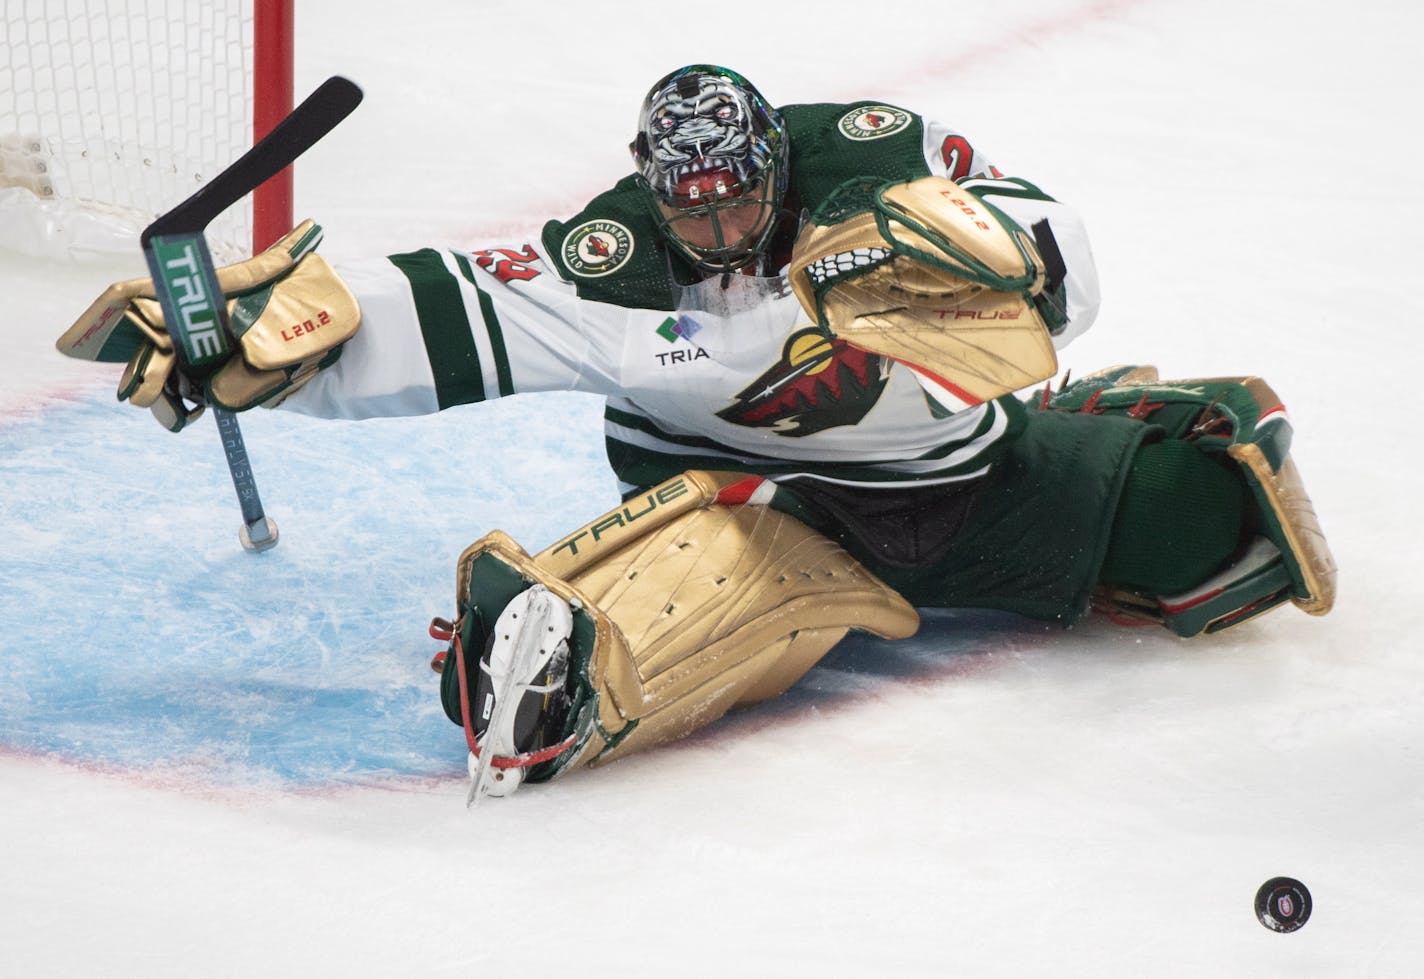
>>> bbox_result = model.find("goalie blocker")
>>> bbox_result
[56,220,360,431]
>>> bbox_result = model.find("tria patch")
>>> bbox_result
[561,220,634,278]
[655,314,702,344]
[837,105,912,141]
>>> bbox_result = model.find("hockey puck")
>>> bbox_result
[1254,877,1312,933]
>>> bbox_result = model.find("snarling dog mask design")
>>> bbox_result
[631,66,789,274]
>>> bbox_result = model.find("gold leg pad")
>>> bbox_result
[457,471,920,770]
[1228,444,1337,615]
[562,501,918,764]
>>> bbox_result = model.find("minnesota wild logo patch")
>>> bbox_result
[717,327,890,437]
[837,105,912,141]
[561,220,633,277]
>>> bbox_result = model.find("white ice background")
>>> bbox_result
[2,0,1422,975]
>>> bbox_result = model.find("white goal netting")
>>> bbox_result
[1,0,257,263]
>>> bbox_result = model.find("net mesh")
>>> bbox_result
[1,0,254,261]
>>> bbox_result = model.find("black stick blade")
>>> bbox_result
[143,76,364,242]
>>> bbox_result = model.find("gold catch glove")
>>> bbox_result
[56,220,360,431]
[788,175,1058,405]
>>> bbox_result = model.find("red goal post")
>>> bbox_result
[1,0,295,263]
[252,0,294,254]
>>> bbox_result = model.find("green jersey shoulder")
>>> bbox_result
[781,100,934,207]
[539,175,679,310]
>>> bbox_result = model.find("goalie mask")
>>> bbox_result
[631,65,788,274]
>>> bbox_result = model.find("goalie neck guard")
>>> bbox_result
[630,65,789,275]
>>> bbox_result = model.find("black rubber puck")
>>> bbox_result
[1255,877,1312,933]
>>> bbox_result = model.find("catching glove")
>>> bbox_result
[56,220,360,431]
[787,175,1058,406]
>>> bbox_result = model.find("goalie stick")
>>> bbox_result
[141,75,364,551]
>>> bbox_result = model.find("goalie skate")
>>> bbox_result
[466,585,575,805]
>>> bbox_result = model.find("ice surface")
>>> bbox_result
[3,0,1422,975]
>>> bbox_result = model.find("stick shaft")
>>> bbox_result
[213,407,266,528]
[138,76,363,548]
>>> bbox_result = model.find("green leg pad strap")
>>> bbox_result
[1100,439,1251,595]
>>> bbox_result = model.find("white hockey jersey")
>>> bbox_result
[283,103,1099,496]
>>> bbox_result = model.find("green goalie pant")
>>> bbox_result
[783,368,1334,634]
[781,407,1155,623]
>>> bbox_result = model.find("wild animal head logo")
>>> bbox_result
[717,327,890,437]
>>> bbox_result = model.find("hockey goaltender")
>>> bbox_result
[58,66,1335,801]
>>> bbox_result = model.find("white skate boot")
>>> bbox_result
[466,585,574,805]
